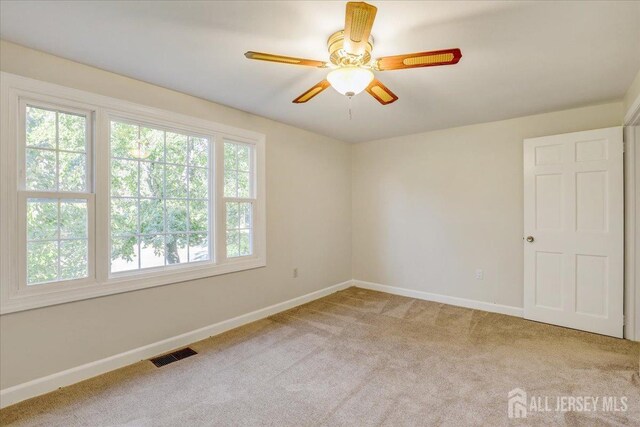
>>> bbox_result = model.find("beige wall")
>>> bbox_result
[623,67,640,339]
[0,41,352,389]
[625,68,640,118]
[352,102,623,309]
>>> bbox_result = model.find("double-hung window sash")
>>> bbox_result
[18,100,94,289]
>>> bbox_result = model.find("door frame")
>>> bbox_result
[624,93,640,341]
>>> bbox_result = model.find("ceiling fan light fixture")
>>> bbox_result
[327,67,374,97]
[244,2,461,106]
[128,139,151,159]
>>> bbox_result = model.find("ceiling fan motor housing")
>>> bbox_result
[327,30,374,67]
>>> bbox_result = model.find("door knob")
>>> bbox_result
[525,236,534,243]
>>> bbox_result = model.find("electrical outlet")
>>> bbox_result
[293,268,298,278]
[475,269,484,280]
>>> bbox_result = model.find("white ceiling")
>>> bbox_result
[1,1,639,143]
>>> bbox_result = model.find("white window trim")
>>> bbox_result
[0,72,267,314]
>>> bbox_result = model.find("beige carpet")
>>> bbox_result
[1,287,639,426]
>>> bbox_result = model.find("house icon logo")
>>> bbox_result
[508,388,527,418]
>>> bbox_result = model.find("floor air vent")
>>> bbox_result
[150,347,197,367]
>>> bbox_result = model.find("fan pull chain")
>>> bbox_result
[348,95,353,120]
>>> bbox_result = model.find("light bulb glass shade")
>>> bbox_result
[327,67,374,96]
[128,147,150,159]
[128,139,151,159]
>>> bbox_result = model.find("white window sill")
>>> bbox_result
[0,257,266,315]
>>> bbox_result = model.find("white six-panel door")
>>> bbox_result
[523,127,624,337]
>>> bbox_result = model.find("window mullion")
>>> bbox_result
[20,190,91,199]
[186,136,191,262]
[235,145,239,197]
[214,136,225,263]
[162,130,167,267]
[94,109,109,284]
[56,199,61,280]
[137,125,142,270]
[223,197,256,203]
[55,111,60,192]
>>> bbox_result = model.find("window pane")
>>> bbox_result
[27,241,58,285]
[166,132,187,165]
[239,202,252,229]
[189,200,208,232]
[140,127,164,162]
[166,234,188,265]
[111,159,138,196]
[166,200,187,232]
[189,233,209,262]
[111,121,138,159]
[139,162,164,198]
[109,120,211,274]
[226,202,239,229]
[239,230,251,256]
[140,199,164,234]
[58,112,86,152]
[111,198,138,236]
[189,137,208,168]
[140,235,164,268]
[237,145,250,172]
[60,200,87,239]
[111,236,139,272]
[60,239,88,280]
[25,197,89,285]
[224,142,237,171]
[226,230,239,258]
[26,148,57,191]
[26,106,56,149]
[224,141,254,199]
[189,167,208,199]
[237,172,250,198]
[27,199,58,240]
[59,152,86,192]
[226,201,253,259]
[26,107,89,194]
[224,173,237,198]
[165,165,187,198]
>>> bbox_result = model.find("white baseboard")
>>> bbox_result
[0,280,353,409]
[353,280,524,318]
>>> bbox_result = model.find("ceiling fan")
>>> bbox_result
[244,1,462,105]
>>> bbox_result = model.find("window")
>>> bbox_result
[21,103,93,286]
[224,141,255,258]
[1,73,266,314]
[109,120,211,273]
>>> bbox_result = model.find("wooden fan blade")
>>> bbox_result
[366,79,398,105]
[343,2,377,56]
[244,51,328,68]
[375,48,462,71]
[293,80,331,103]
